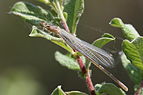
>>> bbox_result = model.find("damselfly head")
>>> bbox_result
[40,21,60,34]
[40,21,50,28]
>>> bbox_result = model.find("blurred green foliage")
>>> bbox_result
[0,69,42,95]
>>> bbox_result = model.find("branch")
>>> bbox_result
[77,56,96,95]
[61,18,96,95]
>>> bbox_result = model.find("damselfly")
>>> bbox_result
[40,22,128,91]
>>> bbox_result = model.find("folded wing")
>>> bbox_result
[59,29,114,68]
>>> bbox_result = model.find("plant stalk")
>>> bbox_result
[55,1,70,33]
[77,56,96,95]
[60,16,96,95]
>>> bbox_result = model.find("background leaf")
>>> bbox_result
[110,18,140,41]
[10,1,57,25]
[51,86,66,95]
[121,37,143,85]
[55,51,83,71]
[51,87,88,95]
[55,51,86,71]
[93,33,115,48]
[64,0,84,34]
[122,39,143,71]
[109,18,124,28]
[95,83,126,95]
[120,52,143,84]
[132,37,143,60]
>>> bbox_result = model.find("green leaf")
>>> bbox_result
[93,33,115,48]
[55,51,81,71]
[64,0,84,34]
[120,52,143,84]
[132,37,143,59]
[122,24,140,41]
[51,86,88,95]
[65,91,88,95]
[95,83,126,95]
[63,12,68,20]
[121,37,143,84]
[30,26,73,53]
[109,18,124,28]
[38,0,51,5]
[122,39,143,71]
[110,18,140,41]
[30,26,61,40]
[10,1,53,25]
[51,86,66,95]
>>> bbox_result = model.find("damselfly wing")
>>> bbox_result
[58,29,114,67]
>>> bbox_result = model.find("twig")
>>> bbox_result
[77,56,96,95]
[61,20,96,95]
[134,81,143,95]
[86,70,96,95]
